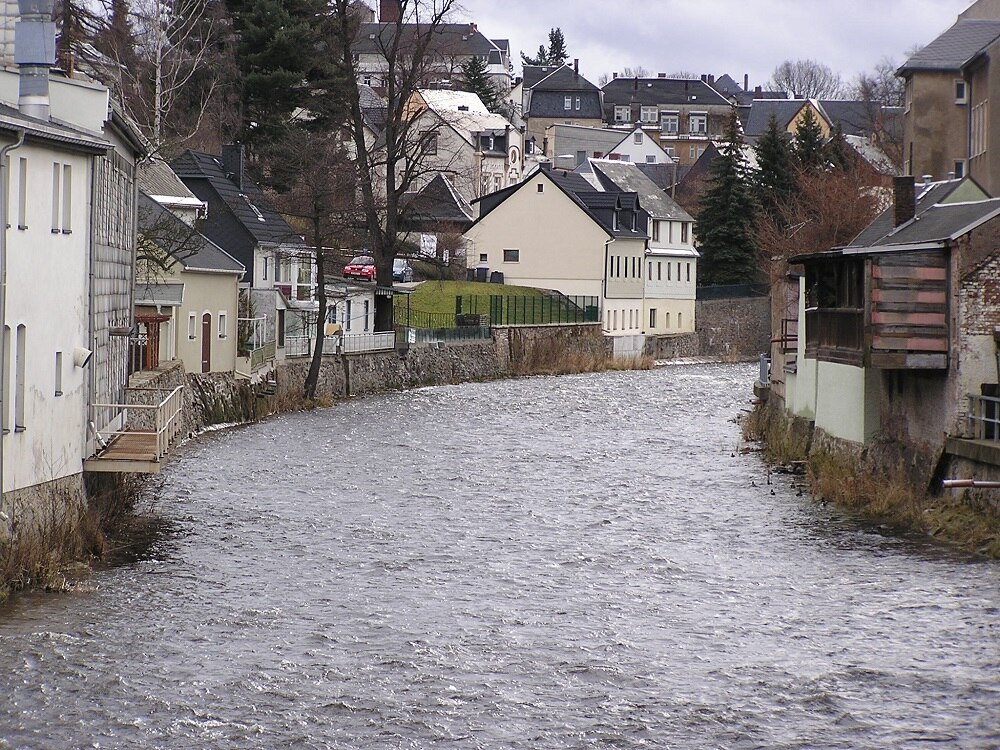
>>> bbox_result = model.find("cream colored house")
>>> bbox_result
[135,192,244,374]
[464,165,648,336]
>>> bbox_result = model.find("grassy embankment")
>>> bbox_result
[396,280,653,373]
[741,403,1000,558]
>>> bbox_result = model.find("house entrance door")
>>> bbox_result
[201,313,212,372]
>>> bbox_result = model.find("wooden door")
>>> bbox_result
[201,313,212,373]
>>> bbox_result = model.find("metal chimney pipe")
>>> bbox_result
[16,0,55,120]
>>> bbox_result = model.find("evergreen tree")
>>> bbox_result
[755,113,796,226]
[694,110,759,285]
[460,55,503,112]
[793,105,826,172]
[824,122,851,172]
[520,27,569,66]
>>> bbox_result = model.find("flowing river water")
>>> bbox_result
[1,363,998,749]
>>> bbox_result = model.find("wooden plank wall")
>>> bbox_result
[869,250,949,369]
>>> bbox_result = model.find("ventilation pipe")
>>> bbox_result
[16,0,55,121]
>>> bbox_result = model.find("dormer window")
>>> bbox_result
[612,210,620,231]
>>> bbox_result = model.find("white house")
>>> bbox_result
[578,159,698,335]
[604,126,676,165]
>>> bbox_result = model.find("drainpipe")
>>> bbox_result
[0,128,26,519]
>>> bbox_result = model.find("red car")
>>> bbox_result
[343,255,376,281]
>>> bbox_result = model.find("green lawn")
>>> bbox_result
[394,280,546,317]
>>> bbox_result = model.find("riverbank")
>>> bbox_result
[0,327,655,602]
[741,399,1000,558]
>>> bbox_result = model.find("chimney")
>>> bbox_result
[222,144,245,191]
[658,72,666,78]
[893,175,916,228]
[469,22,477,35]
[754,85,762,97]
[379,0,401,22]
[744,73,749,91]
[708,74,715,84]
[16,0,55,121]
[613,72,618,79]
[573,58,579,76]
[700,74,707,82]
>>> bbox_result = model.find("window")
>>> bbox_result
[564,96,572,110]
[649,309,656,328]
[612,211,619,231]
[537,183,544,193]
[697,146,706,158]
[678,312,682,328]
[1,326,8,432]
[346,299,353,331]
[262,256,268,280]
[954,159,966,178]
[689,145,697,159]
[479,252,488,262]
[575,96,581,110]
[54,351,62,396]
[576,150,587,165]
[640,106,657,123]
[494,175,502,192]
[613,310,618,330]
[61,164,71,232]
[423,132,438,155]
[686,263,691,282]
[955,79,967,104]
[667,262,671,281]
[645,155,656,163]
[689,113,707,134]
[652,220,660,241]
[218,312,227,339]
[51,163,60,232]
[17,157,26,229]
[188,313,196,339]
[681,223,689,243]
[668,222,674,243]
[364,300,370,331]
[972,100,988,157]
[634,131,643,144]
[661,113,679,134]
[614,105,630,123]
[648,261,652,281]
[657,261,662,280]
[14,324,24,431]
[503,248,519,262]
[665,312,670,328]
[629,309,633,329]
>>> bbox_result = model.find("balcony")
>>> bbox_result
[804,308,863,366]
[84,386,185,474]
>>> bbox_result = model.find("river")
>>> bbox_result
[1,363,997,749]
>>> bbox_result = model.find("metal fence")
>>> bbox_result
[285,331,396,357]
[967,394,1000,441]
[398,325,491,346]
[457,294,599,325]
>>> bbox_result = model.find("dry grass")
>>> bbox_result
[740,402,809,465]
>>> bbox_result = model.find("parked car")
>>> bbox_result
[344,255,376,281]
[393,258,414,283]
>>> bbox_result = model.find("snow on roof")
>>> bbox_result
[418,89,513,138]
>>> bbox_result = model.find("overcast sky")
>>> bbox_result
[453,0,975,90]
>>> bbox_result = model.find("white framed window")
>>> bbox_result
[954,159,966,178]
[661,113,679,134]
[14,324,25,430]
[364,300,370,331]
[17,157,27,230]
[503,248,519,262]
[681,223,689,243]
[648,261,652,281]
[646,154,656,163]
[689,113,707,134]
[689,145,697,159]
[614,105,630,123]
[665,312,671,328]
[652,220,660,241]
[54,351,62,396]
[678,312,683,328]
[61,164,72,233]
[218,312,227,338]
[51,162,60,232]
[479,252,488,262]
[972,100,988,157]
[346,299,353,331]
[657,261,662,280]
[564,96,572,110]
[575,96,581,110]
[686,262,691,282]
[955,79,968,104]
[262,256,269,280]
[634,131,643,144]
[423,132,438,155]
[649,309,656,328]
[188,313,196,340]
[640,106,657,123]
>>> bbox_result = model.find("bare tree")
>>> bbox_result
[329,0,461,332]
[92,0,233,152]
[851,57,905,170]
[853,57,904,108]
[769,59,845,99]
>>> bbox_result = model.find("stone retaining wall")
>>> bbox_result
[696,297,770,359]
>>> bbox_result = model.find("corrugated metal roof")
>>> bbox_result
[135,282,184,306]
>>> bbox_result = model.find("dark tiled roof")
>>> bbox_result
[850,180,971,247]
[547,169,647,238]
[587,160,693,221]
[899,19,1000,73]
[522,64,565,89]
[743,100,815,136]
[818,100,882,137]
[527,90,603,119]
[711,74,743,97]
[601,77,730,107]
[400,173,475,228]
[354,23,500,58]
[171,149,305,248]
[532,64,600,92]
[138,192,245,274]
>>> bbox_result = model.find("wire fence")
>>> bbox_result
[457,294,600,325]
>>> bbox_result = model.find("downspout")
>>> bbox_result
[603,235,615,329]
[0,128,26,519]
